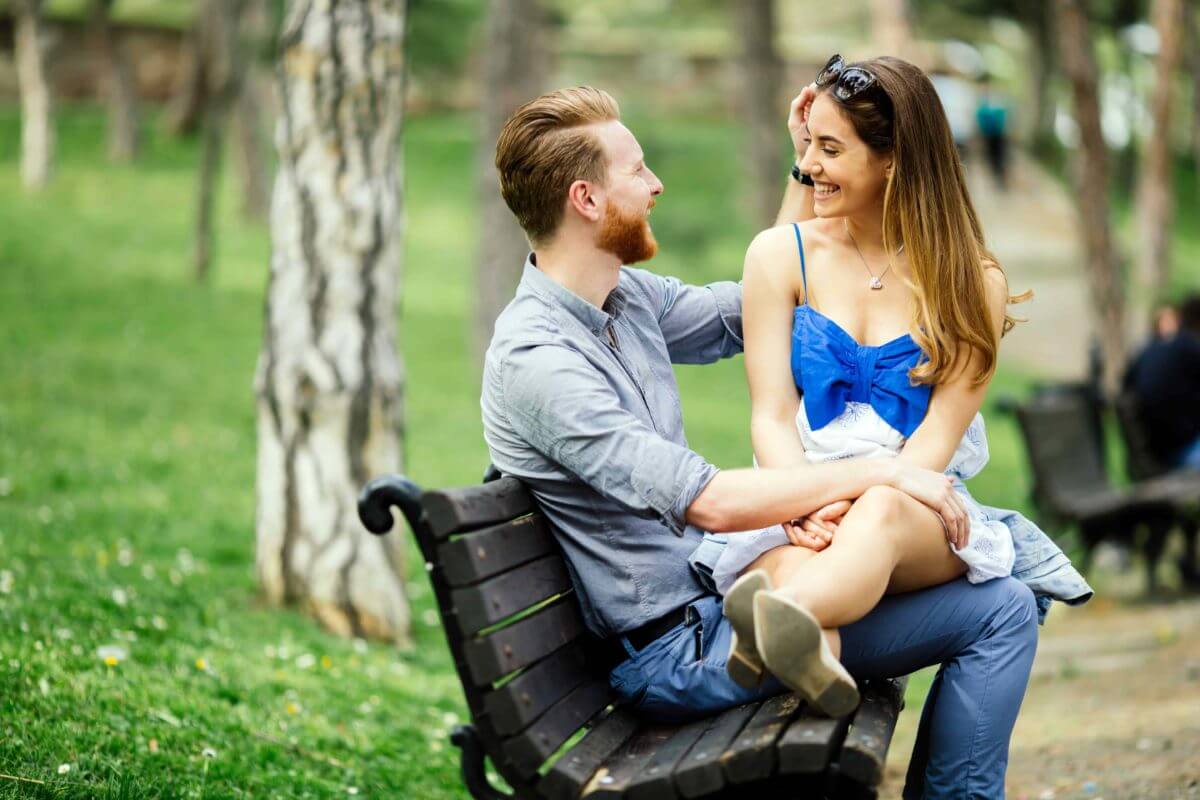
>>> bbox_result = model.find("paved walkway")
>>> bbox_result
[967,152,1098,380]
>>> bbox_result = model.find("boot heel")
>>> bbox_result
[723,570,772,689]
[753,591,859,717]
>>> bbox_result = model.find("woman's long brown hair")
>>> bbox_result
[824,56,1029,386]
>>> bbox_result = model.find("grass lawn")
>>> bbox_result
[0,103,1139,798]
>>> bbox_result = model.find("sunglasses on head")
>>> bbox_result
[816,54,878,101]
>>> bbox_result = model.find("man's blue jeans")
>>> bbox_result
[608,576,1039,799]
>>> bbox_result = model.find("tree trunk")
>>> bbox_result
[165,26,208,137]
[14,0,53,190]
[256,0,410,642]
[736,0,784,231]
[1054,0,1126,396]
[231,0,271,222]
[473,0,544,363]
[1135,0,1184,317]
[232,69,271,222]
[193,0,249,282]
[870,0,913,59]
[90,0,139,162]
[1023,0,1057,152]
[1187,6,1200,199]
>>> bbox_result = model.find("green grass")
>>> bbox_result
[0,102,1108,797]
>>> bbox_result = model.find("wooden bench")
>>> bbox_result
[1012,389,1180,592]
[357,471,908,799]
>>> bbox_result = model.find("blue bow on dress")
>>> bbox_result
[790,305,932,438]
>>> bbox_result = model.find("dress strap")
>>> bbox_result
[791,222,808,304]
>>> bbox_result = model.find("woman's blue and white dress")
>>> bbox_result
[689,223,1093,622]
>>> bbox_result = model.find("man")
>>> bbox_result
[481,87,1039,798]
[1124,295,1200,470]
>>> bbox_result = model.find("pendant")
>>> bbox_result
[869,277,883,290]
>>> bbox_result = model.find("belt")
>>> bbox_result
[597,602,696,670]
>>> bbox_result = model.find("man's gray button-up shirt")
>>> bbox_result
[481,257,743,639]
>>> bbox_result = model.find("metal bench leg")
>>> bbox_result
[450,725,514,800]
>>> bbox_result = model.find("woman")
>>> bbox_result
[698,56,1092,718]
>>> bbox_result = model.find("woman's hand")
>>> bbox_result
[787,83,819,160]
[889,463,971,549]
[783,499,852,550]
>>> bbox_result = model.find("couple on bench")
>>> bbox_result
[480,55,1092,799]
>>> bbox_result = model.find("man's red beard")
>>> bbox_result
[596,201,658,265]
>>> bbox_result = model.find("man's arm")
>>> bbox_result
[623,268,744,365]
[688,458,966,538]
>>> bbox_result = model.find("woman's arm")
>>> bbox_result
[898,267,1010,476]
[743,228,808,469]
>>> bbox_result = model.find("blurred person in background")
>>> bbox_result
[1123,295,1200,470]
[976,77,1010,190]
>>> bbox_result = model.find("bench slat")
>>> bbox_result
[462,599,586,686]
[720,692,804,784]
[777,712,851,775]
[840,678,907,788]
[672,701,759,798]
[501,680,612,778]
[484,643,591,736]
[580,723,678,798]
[626,717,713,800]
[423,476,536,538]
[539,709,641,800]
[451,555,572,636]
[438,514,556,586]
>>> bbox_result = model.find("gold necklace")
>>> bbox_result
[844,219,903,290]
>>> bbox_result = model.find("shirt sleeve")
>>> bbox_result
[623,267,744,364]
[500,343,719,534]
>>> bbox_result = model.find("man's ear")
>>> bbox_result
[566,179,602,223]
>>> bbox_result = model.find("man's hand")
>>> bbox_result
[787,83,819,159]
[889,463,971,549]
[783,499,852,551]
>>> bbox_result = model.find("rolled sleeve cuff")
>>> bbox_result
[708,281,744,351]
[665,458,720,536]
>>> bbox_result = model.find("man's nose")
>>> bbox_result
[647,168,664,196]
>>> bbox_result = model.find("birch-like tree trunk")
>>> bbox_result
[256,0,409,642]
[90,0,139,162]
[736,0,784,230]
[1055,0,1127,395]
[14,0,53,190]
[1134,0,1184,317]
[473,0,544,362]
[1023,0,1057,150]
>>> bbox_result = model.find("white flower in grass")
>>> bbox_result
[97,644,128,665]
[57,763,71,774]
[346,788,359,796]
[295,653,316,669]
[0,570,13,594]
[201,747,217,759]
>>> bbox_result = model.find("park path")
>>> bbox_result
[967,152,1097,381]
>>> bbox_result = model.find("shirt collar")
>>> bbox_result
[520,253,627,335]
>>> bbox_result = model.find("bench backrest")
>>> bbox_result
[1113,392,1170,480]
[404,476,613,794]
[1014,390,1110,514]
